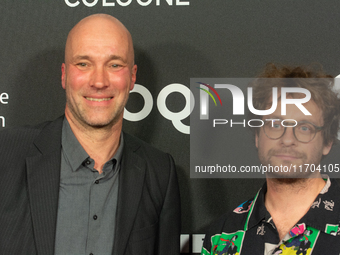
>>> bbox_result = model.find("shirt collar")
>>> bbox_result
[245,183,268,231]
[61,117,124,172]
[62,118,89,172]
[246,176,340,236]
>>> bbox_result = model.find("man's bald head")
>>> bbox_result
[61,14,137,131]
[65,14,135,67]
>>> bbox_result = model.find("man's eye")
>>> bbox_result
[297,123,314,134]
[300,125,312,132]
[77,63,87,67]
[111,64,121,68]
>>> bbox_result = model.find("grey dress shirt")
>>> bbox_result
[54,119,123,255]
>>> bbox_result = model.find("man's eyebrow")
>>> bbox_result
[72,55,91,62]
[265,116,320,125]
[72,55,127,63]
[265,115,282,120]
[107,55,127,63]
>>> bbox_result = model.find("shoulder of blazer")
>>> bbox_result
[122,132,176,189]
[0,116,64,157]
[123,132,172,159]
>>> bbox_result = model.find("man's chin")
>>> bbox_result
[266,170,316,180]
[268,177,302,185]
[86,120,117,129]
[82,114,122,129]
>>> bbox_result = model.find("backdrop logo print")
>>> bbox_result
[124,83,194,135]
[64,0,190,7]
[0,92,9,128]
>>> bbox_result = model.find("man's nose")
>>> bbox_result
[280,127,297,146]
[91,66,109,88]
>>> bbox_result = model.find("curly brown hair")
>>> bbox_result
[249,63,340,146]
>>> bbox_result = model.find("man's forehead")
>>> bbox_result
[69,35,128,51]
[70,21,128,44]
[264,92,315,110]
[264,97,324,123]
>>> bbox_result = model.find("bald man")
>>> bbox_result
[0,14,181,255]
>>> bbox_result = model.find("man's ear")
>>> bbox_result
[130,64,137,91]
[322,140,333,156]
[61,63,66,90]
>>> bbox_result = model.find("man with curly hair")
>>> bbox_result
[201,64,340,255]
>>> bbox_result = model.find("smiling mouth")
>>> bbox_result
[85,97,112,102]
[274,154,299,160]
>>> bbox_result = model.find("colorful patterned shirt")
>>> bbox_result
[201,178,340,255]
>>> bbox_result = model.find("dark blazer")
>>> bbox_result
[0,116,181,255]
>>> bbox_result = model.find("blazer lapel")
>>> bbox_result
[26,117,63,255]
[113,134,146,255]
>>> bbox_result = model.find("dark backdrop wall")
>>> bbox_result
[1,1,340,254]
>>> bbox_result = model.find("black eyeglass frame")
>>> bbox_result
[263,120,323,143]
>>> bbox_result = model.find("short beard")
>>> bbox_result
[269,177,308,185]
[268,177,312,191]
[265,167,317,180]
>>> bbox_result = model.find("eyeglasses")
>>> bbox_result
[263,120,323,143]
